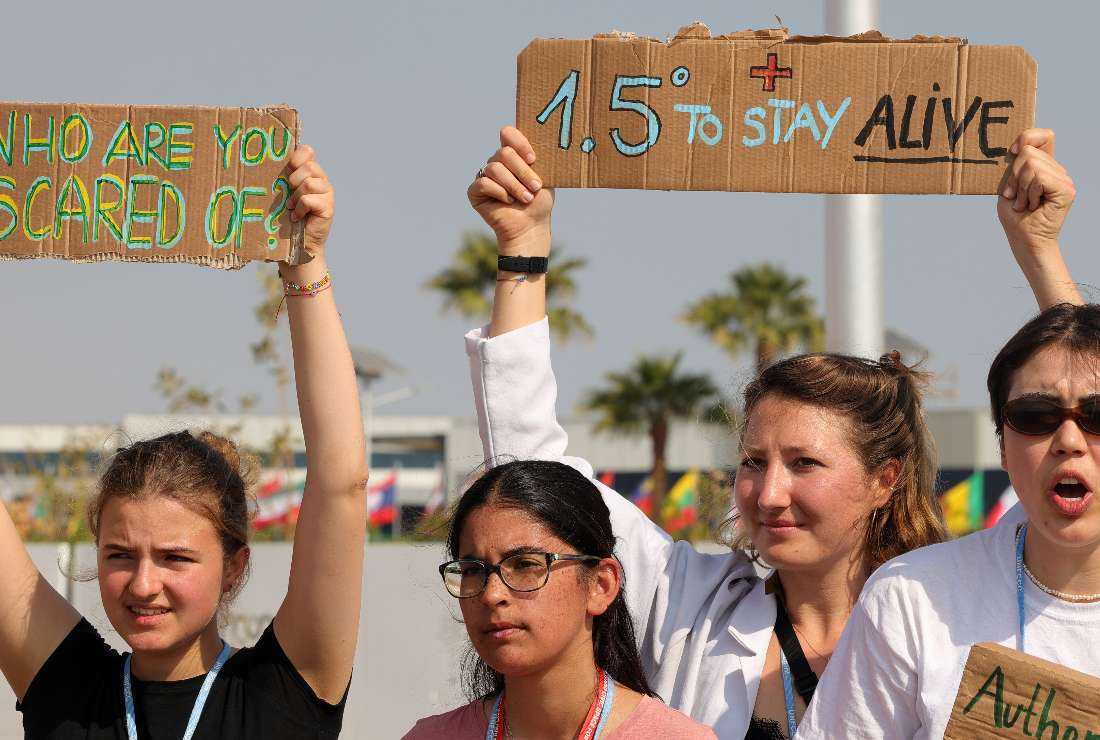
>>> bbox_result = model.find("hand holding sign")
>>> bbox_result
[994,128,1080,308]
[284,145,334,263]
[998,129,1075,256]
[468,126,554,257]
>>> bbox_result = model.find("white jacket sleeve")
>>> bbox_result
[464,319,745,658]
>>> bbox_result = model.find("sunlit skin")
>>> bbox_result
[96,496,247,681]
[734,394,895,575]
[734,393,899,726]
[455,504,639,738]
[1003,344,1100,594]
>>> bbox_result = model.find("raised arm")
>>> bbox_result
[272,146,369,704]
[469,126,554,339]
[0,498,81,700]
[998,128,1081,309]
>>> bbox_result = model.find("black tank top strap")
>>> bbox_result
[773,595,819,706]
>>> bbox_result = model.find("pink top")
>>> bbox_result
[403,695,717,739]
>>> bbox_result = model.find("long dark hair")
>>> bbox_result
[988,303,1100,436]
[447,459,656,700]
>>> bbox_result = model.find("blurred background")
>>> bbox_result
[0,0,1095,736]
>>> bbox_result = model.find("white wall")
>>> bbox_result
[0,543,471,739]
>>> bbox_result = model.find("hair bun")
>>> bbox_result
[196,431,259,491]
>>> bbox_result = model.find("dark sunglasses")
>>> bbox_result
[1002,396,1100,436]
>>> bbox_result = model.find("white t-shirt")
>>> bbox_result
[798,516,1100,739]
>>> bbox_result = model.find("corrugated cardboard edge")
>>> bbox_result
[0,101,304,270]
[0,252,250,268]
[560,22,967,47]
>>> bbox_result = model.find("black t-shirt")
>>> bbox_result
[17,618,346,739]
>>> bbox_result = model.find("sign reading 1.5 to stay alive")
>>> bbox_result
[0,103,302,268]
[516,23,1036,194]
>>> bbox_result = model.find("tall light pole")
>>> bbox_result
[351,346,416,539]
[824,0,883,359]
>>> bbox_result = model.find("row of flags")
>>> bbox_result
[941,470,1020,535]
[599,469,703,534]
[251,464,1017,538]
[254,469,401,531]
[602,467,1020,538]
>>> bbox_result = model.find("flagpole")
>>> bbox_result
[824,0,884,359]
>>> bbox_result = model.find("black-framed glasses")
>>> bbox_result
[1003,396,1100,436]
[438,551,601,598]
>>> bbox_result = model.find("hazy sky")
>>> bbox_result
[2,0,1096,424]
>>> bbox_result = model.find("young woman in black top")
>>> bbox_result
[0,146,369,739]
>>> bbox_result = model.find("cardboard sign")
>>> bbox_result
[944,643,1100,738]
[0,102,303,268]
[516,24,1036,194]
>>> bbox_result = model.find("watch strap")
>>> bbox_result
[497,255,549,274]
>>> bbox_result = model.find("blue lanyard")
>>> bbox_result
[485,671,615,740]
[779,649,798,738]
[123,642,232,740]
[1016,523,1029,652]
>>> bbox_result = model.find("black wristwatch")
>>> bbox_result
[498,255,549,274]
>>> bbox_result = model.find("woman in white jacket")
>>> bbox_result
[463,126,1078,738]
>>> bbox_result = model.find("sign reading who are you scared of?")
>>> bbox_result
[517,23,1037,194]
[0,103,303,268]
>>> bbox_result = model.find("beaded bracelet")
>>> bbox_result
[273,272,333,318]
[283,272,332,295]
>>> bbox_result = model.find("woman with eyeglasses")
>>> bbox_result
[403,460,715,738]
[799,136,1092,738]
[457,125,1079,739]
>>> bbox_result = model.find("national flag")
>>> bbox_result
[424,465,446,516]
[984,484,1019,529]
[663,469,700,533]
[940,471,985,536]
[253,469,307,530]
[628,475,652,515]
[367,471,398,527]
[598,471,616,488]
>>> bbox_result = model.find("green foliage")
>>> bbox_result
[583,354,717,529]
[682,263,824,374]
[582,353,718,434]
[425,231,593,342]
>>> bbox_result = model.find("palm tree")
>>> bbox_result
[582,354,717,528]
[682,263,824,374]
[425,231,593,341]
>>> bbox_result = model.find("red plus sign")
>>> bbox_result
[749,53,793,92]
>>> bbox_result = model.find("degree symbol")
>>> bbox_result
[671,66,690,87]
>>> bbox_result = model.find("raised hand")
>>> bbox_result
[998,128,1081,308]
[468,127,554,256]
[284,145,335,261]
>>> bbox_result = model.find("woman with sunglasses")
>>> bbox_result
[403,460,715,738]
[459,125,1078,738]
[799,133,1090,738]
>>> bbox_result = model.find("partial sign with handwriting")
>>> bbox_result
[0,102,302,269]
[944,643,1100,739]
[516,23,1036,194]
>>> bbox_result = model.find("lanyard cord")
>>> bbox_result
[1016,523,1028,652]
[773,593,819,738]
[486,669,614,740]
[123,642,232,740]
[779,650,798,738]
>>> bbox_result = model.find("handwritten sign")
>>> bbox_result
[945,643,1100,738]
[0,102,302,268]
[516,24,1037,194]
